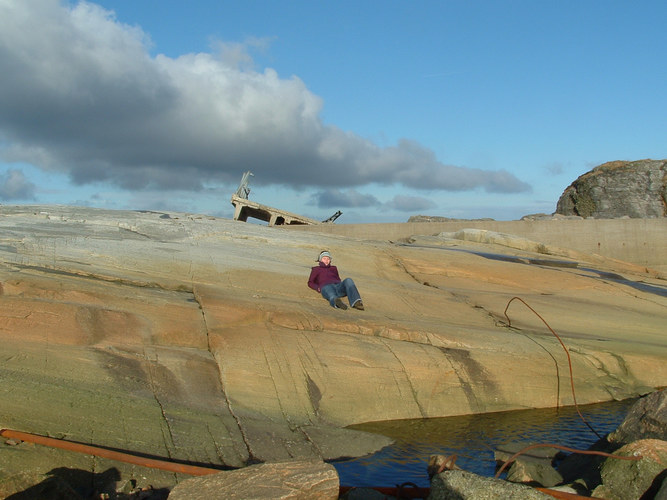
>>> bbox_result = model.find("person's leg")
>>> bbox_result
[341,278,363,308]
[321,283,347,309]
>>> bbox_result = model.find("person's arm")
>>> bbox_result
[308,267,321,292]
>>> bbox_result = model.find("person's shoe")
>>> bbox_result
[334,298,348,310]
[353,301,364,311]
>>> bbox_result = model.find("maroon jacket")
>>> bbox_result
[308,262,341,292]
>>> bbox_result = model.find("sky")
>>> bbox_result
[0,1,665,223]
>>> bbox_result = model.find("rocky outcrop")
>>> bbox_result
[0,205,666,495]
[556,159,667,218]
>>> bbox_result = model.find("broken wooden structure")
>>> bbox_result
[230,171,339,226]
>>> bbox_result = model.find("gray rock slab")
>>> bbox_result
[428,470,551,499]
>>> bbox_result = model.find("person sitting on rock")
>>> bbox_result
[308,251,364,310]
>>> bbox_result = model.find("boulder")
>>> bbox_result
[428,470,551,499]
[168,460,339,500]
[494,444,563,488]
[608,389,667,445]
[591,439,667,500]
[505,459,563,488]
[556,159,667,218]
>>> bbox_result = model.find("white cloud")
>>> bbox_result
[0,0,531,196]
[311,188,380,208]
[0,169,36,200]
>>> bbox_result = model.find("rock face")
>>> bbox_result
[0,205,666,494]
[556,159,667,218]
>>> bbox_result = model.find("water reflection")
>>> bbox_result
[333,399,636,488]
[577,267,667,297]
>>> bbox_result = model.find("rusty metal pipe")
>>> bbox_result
[0,428,222,476]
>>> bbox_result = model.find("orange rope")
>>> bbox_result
[503,296,601,439]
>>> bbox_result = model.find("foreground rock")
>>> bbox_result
[498,390,667,499]
[168,460,339,500]
[429,390,667,499]
[0,205,666,494]
[592,439,667,500]
[428,470,551,499]
[556,159,667,218]
[607,388,667,445]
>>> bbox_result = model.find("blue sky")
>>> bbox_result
[0,1,665,223]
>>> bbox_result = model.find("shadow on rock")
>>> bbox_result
[5,466,169,500]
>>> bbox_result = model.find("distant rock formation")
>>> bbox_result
[407,215,495,222]
[556,159,667,218]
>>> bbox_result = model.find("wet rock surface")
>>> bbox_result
[0,205,666,496]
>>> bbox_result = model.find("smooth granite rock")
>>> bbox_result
[0,204,665,495]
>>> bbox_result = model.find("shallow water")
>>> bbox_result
[406,243,667,298]
[333,398,636,488]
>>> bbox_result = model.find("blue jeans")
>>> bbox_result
[321,278,362,308]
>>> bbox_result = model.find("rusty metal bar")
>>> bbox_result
[0,428,222,476]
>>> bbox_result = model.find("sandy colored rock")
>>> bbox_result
[168,460,339,500]
[0,205,666,493]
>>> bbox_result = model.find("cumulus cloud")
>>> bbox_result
[311,188,380,208]
[0,0,531,195]
[385,195,436,212]
[0,169,36,200]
